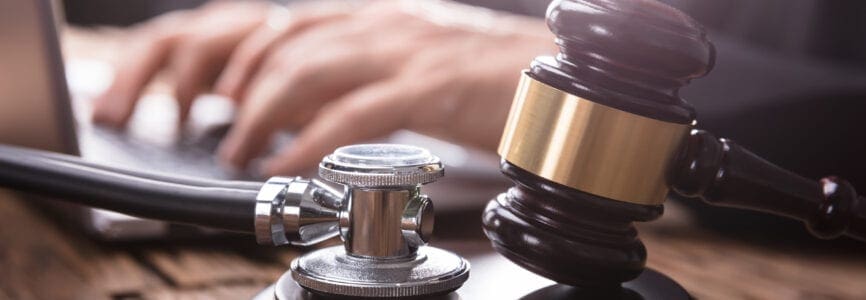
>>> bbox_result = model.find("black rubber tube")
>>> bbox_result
[0,145,263,191]
[0,144,259,233]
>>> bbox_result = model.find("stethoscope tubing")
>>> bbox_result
[0,143,260,232]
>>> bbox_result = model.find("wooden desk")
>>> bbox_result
[1,188,865,299]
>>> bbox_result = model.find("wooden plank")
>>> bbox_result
[0,190,164,299]
[642,227,866,300]
[3,183,866,299]
[142,283,270,300]
[0,189,301,299]
[142,247,286,289]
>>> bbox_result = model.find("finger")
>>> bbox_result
[214,7,349,102]
[216,61,332,170]
[171,22,262,124]
[262,79,414,176]
[216,68,291,170]
[212,24,284,102]
[216,52,392,170]
[217,20,398,171]
[171,38,218,125]
[91,32,177,127]
[89,7,197,127]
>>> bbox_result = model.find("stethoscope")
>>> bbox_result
[0,143,469,298]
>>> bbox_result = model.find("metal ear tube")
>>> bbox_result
[0,143,469,298]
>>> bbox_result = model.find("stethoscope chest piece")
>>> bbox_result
[268,144,469,298]
[282,245,469,298]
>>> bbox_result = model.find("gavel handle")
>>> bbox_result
[671,129,866,241]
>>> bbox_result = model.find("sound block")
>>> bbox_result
[520,268,690,300]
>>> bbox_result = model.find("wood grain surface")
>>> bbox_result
[2,188,865,299]
[0,190,289,299]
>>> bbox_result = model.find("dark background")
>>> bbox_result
[64,0,866,68]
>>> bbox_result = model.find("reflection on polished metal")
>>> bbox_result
[285,246,469,298]
[498,73,692,205]
[254,177,344,246]
[259,144,469,298]
[345,188,417,258]
[318,143,445,187]
[402,195,434,249]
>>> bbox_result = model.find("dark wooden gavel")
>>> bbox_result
[481,0,866,290]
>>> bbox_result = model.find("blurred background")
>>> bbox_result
[63,0,866,240]
[0,0,835,246]
[66,0,866,69]
[0,0,864,298]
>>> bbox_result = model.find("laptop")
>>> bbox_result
[0,0,505,240]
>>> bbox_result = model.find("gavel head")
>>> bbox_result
[482,0,714,288]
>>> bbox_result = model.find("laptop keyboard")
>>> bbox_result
[81,124,252,180]
[66,84,249,175]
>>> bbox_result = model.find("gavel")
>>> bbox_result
[482,0,866,292]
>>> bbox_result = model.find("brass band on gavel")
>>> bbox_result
[498,73,692,206]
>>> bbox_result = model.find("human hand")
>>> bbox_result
[91,0,270,126]
[92,0,555,176]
